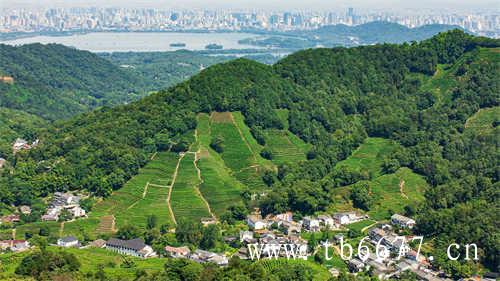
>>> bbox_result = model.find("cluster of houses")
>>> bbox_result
[234,229,308,260]
[0,239,30,253]
[342,214,447,281]
[12,138,39,154]
[246,210,367,233]
[164,246,229,266]
[41,192,86,221]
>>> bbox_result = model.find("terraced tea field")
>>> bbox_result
[335,137,400,178]
[262,129,310,165]
[330,167,427,220]
[90,152,178,230]
[169,152,211,221]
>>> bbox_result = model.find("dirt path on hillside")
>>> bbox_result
[361,222,378,233]
[191,150,217,221]
[189,129,216,220]
[150,152,157,160]
[399,179,408,199]
[59,222,64,237]
[229,113,258,164]
[167,153,185,225]
[143,182,150,198]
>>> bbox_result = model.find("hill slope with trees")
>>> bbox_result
[0,43,147,120]
[0,30,498,274]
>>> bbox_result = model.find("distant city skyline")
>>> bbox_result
[2,0,499,12]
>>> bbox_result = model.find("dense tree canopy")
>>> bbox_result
[1,30,498,274]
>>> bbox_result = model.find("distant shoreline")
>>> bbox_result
[0,29,273,42]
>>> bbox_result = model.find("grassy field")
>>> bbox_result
[262,129,310,165]
[330,167,427,220]
[335,137,400,178]
[464,106,499,133]
[258,258,331,281]
[170,153,210,222]
[346,219,377,233]
[90,152,178,230]
[0,246,166,280]
[196,113,245,216]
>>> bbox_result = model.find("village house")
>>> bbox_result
[105,238,157,258]
[69,206,86,218]
[42,192,86,221]
[334,233,345,243]
[89,239,106,248]
[329,268,340,278]
[317,214,337,230]
[391,214,416,229]
[246,214,267,230]
[12,138,38,154]
[0,240,29,252]
[368,227,388,242]
[200,217,217,226]
[302,216,320,232]
[0,76,14,84]
[19,205,31,215]
[189,249,228,266]
[164,245,191,258]
[280,220,302,235]
[239,230,254,242]
[348,258,366,272]
[333,211,364,225]
[274,211,293,222]
[1,214,20,224]
[41,211,59,221]
[57,236,80,248]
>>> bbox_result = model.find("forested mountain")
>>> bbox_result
[98,50,234,92]
[0,43,146,120]
[239,21,462,48]
[1,30,498,275]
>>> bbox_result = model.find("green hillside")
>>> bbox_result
[0,107,46,158]
[1,30,499,276]
[334,137,399,178]
[196,113,245,216]
[330,167,428,220]
[90,152,178,230]
[0,43,146,120]
[464,106,499,133]
[169,152,211,222]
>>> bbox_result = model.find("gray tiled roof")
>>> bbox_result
[106,238,146,251]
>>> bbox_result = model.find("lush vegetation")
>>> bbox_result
[239,21,462,48]
[99,50,233,92]
[0,43,148,120]
[0,30,498,277]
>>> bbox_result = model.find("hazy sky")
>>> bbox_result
[2,0,499,12]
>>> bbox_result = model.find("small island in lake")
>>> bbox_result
[205,43,223,50]
[170,42,187,47]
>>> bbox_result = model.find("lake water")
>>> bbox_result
[1,32,262,52]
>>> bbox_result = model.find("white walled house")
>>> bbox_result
[391,214,416,229]
[69,206,86,218]
[302,216,320,232]
[105,238,156,258]
[247,215,267,230]
[318,215,336,229]
[57,236,79,248]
